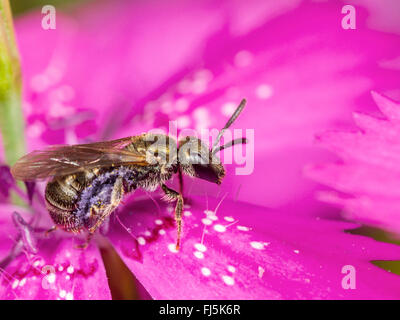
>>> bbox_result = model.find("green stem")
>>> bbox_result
[0,0,26,166]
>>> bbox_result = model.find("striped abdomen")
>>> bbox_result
[45,169,99,232]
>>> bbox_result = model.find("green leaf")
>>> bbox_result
[0,0,26,166]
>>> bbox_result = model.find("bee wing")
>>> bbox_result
[74,136,136,149]
[11,137,149,181]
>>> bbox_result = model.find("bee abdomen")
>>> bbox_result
[45,176,79,211]
[45,201,83,232]
[44,170,100,232]
[45,169,99,211]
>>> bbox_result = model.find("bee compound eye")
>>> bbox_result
[188,152,207,165]
[191,163,219,183]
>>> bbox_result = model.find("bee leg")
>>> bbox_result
[178,167,184,196]
[75,233,94,250]
[88,177,124,234]
[177,167,190,204]
[44,225,58,237]
[161,184,183,250]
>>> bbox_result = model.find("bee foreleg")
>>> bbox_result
[161,184,183,250]
[87,177,124,234]
[44,225,58,237]
[75,232,94,250]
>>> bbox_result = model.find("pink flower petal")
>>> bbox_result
[308,92,400,234]
[371,91,400,121]
[105,195,400,299]
[0,166,14,198]
[3,0,400,300]
[0,206,111,300]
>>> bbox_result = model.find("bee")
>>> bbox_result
[11,100,247,250]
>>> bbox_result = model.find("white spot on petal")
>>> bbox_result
[67,266,74,274]
[12,280,19,289]
[47,273,56,284]
[224,216,234,222]
[227,265,236,273]
[194,243,207,252]
[155,219,163,226]
[201,267,211,277]
[202,218,213,226]
[168,243,179,253]
[194,251,204,259]
[159,229,166,235]
[214,224,227,233]
[66,292,74,300]
[237,225,250,231]
[250,241,264,250]
[59,290,66,298]
[184,211,192,217]
[137,237,146,245]
[222,275,235,286]
[294,249,300,254]
[258,266,265,279]
[19,279,26,287]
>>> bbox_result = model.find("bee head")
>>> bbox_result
[177,99,247,184]
[178,137,225,184]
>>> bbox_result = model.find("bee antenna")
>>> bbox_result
[211,99,246,153]
[212,137,248,155]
